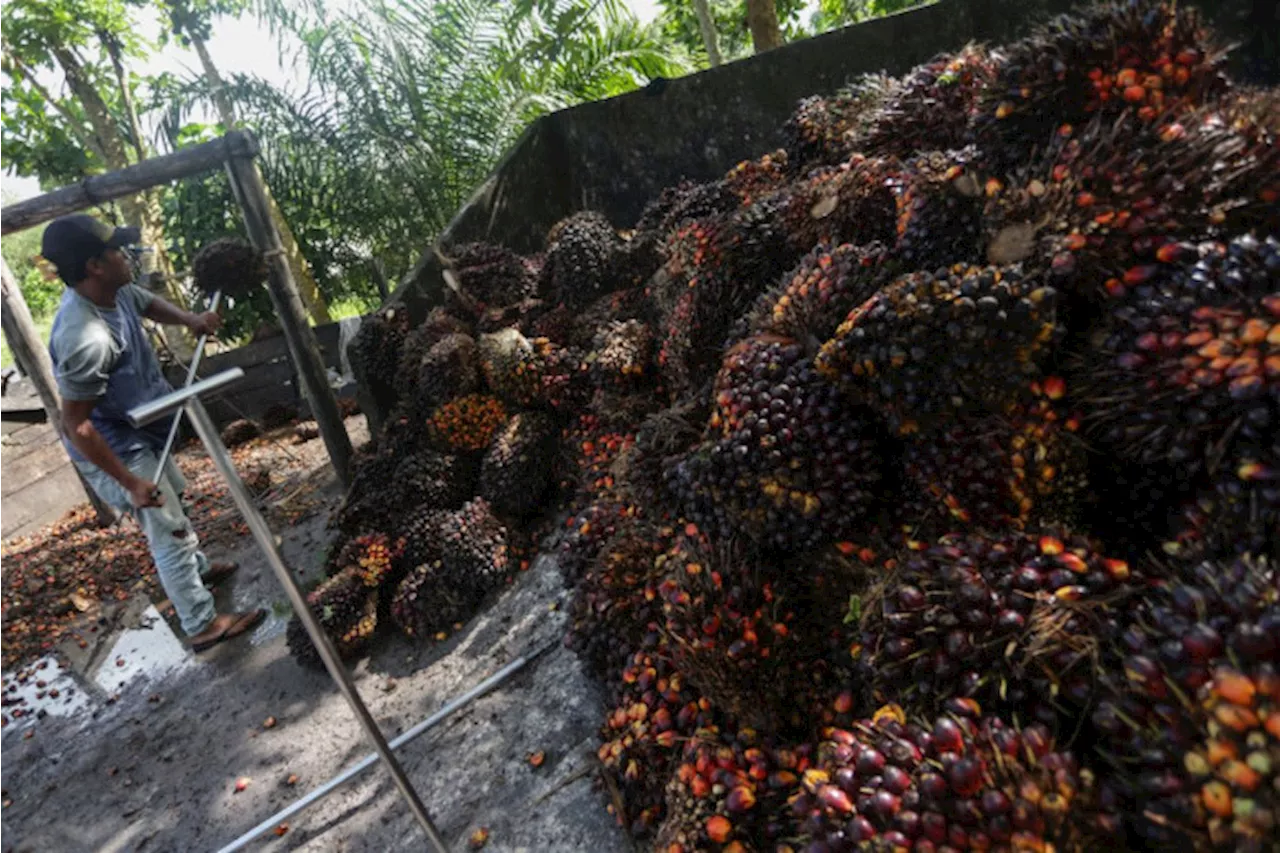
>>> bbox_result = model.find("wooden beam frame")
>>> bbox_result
[0,129,352,489]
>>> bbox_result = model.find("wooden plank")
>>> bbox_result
[1,421,62,452]
[1,440,78,497]
[2,465,89,540]
[0,132,260,236]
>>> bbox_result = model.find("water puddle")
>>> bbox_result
[90,604,196,694]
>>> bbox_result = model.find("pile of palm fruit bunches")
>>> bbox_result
[290,1,1279,849]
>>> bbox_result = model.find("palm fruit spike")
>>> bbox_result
[389,558,477,641]
[394,308,471,403]
[286,566,379,669]
[780,154,898,254]
[721,149,788,205]
[787,702,1123,851]
[734,241,896,347]
[412,332,480,419]
[191,236,267,299]
[1091,555,1278,850]
[984,104,1279,285]
[395,502,450,570]
[666,335,886,552]
[890,148,985,272]
[655,726,809,852]
[348,307,408,414]
[815,263,1061,436]
[391,449,475,512]
[588,320,652,391]
[902,378,1088,530]
[597,638,719,839]
[426,393,509,453]
[449,241,535,308]
[860,529,1136,725]
[477,412,559,518]
[541,211,624,309]
[973,0,1229,171]
[567,522,670,680]
[1075,237,1278,479]
[860,43,997,159]
[781,79,889,174]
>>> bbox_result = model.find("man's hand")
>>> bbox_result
[126,476,165,509]
[187,311,222,338]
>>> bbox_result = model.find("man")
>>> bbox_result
[43,214,264,652]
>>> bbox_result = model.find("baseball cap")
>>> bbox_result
[41,214,141,280]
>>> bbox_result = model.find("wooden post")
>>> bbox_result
[1,258,118,527]
[222,133,353,489]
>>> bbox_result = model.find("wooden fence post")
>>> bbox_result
[1,257,117,527]
[222,133,354,489]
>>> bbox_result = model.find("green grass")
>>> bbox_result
[0,314,54,371]
[328,294,378,321]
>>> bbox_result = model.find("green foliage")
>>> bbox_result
[657,0,808,64]
[812,0,928,30]
[0,214,63,321]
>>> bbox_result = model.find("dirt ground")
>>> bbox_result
[0,421,628,853]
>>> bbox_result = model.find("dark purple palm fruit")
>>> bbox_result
[389,558,477,641]
[859,529,1137,726]
[541,211,625,309]
[782,81,888,174]
[191,236,267,299]
[477,412,559,518]
[890,147,985,272]
[449,241,535,308]
[394,308,472,403]
[721,149,789,206]
[780,155,898,254]
[815,263,1061,437]
[971,0,1229,172]
[331,450,401,535]
[349,307,409,415]
[286,566,379,670]
[391,449,475,512]
[1091,554,1279,850]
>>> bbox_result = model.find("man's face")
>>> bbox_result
[85,248,133,289]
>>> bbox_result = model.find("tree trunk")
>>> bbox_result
[190,35,332,324]
[51,44,192,356]
[691,0,723,66]
[745,0,784,52]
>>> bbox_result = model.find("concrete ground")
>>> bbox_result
[0,451,627,852]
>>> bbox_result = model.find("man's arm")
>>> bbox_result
[142,292,221,337]
[62,398,163,508]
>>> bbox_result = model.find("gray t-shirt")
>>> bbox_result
[49,284,173,461]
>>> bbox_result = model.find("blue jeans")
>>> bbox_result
[75,448,217,636]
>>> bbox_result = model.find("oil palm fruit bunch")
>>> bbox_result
[332,451,401,535]
[721,150,789,206]
[787,703,1121,851]
[972,0,1229,171]
[287,566,380,669]
[375,402,427,459]
[860,43,997,159]
[478,412,559,518]
[634,180,739,247]
[780,155,898,253]
[891,148,985,272]
[191,236,266,300]
[395,502,451,569]
[1090,554,1279,850]
[621,395,710,513]
[437,497,510,590]
[1170,444,1280,564]
[342,532,403,589]
[985,106,1279,289]
[426,393,509,453]
[859,529,1136,725]
[389,558,478,641]
[588,319,652,391]
[476,296,548,336]
[735,241,897,346]
[478,328,589,410]
[567,286,652,349]
[568,523,670,680]
[655,727,810,852]
[668,334,886,551]
[450,241,535,308]
[541,211,624,309]
[1075,236,1280,483]
[219,418,261,447]
[410,332,480,419]
[901,378,1088,530]
[717,193,801,300]
[560,412,636,499]
[782,82,886,174]
[556,496,644,583]
[391,449,474,512]
[394,308,472,403]
[816,264,1061,436]
[348,307,408,413]
[657,528,842,734]
[597,639,719,839]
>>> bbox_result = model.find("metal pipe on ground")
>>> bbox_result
[215,640,555,853]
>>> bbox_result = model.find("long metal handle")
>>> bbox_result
[216,641,555,853]
[182,397,448,853]
[151,289,223,483]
